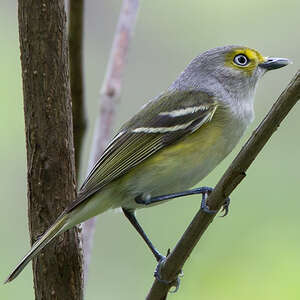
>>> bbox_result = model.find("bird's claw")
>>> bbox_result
[200,187,217,214]
[220,197,230,217]
[154,256,182,293]
[200,186,231,216]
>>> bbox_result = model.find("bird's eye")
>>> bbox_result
[233,54,249,66]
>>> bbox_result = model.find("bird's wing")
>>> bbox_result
[67,89,218,212]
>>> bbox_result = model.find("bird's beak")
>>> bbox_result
[259,57,291,70]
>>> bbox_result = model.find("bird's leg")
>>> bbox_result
[135,186,230,217]
[122,208,181,290]
[130,187,230,291]
[122,208,164,262]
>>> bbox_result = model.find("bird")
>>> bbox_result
[5,45,290,283]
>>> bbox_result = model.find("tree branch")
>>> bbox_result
[69,0,86,175]
[18,1,83,299]
[82,0,140,279]
[146,71,300,299]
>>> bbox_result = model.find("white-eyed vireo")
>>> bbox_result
[6,45,290,283]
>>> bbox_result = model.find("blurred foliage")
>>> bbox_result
[1,0,299,299]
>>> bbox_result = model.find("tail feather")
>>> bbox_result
[5,213,68,284]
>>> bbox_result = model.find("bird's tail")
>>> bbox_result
[5,213,69,284]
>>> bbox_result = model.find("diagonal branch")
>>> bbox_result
[146,71,300,299]
[82,0,140,280]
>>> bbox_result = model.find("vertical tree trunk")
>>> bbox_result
[18,1,83,299]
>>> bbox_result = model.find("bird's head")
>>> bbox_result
[172,45,291,101]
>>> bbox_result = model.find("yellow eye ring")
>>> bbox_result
[233,54,249,66]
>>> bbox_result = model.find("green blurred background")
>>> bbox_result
[1,0,300,299]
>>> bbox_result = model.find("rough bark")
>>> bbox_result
[146,70,300,299]
[18,1,83,299]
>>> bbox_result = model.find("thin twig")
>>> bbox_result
[146,71,300,299]
[82,0,140,280]
[69,0,86,175]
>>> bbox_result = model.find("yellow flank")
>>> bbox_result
[225,47,267,75]
[150,123,222,163]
